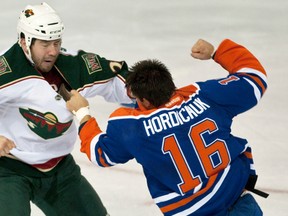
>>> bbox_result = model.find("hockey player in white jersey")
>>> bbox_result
[0,2,133,216]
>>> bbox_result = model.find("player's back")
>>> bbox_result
[99,39,268,215]
[108,84,250,215]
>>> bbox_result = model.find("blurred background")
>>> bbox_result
[1,0,287,215]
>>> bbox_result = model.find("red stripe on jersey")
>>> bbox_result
[32,155,65,170]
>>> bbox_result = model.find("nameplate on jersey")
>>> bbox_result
[0,56,12,76]
[81,53,102,75]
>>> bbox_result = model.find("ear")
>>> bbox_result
[142,98,154,109]
[20,38,29,54]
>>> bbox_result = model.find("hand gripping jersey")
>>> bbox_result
[0,43,132,167]
[79,39,267,215]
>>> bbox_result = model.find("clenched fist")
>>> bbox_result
[66,90,89,113]
[0,136,16,157]
[191,39,214,60]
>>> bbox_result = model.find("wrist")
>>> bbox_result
[80,115,91,125]
[72,106,90,122]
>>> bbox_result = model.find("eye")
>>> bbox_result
[42,43,49,48]
[54,40,62,47]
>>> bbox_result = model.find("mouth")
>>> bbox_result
[44,59,54,63]
[38,59,56,72]
[43,59,56,67]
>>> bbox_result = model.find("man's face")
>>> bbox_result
[30,39,61,72]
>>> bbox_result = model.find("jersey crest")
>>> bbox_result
[0,56,12,76]
[19,107,73,139]
[81,53,102,74]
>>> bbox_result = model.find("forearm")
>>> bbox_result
[78,117,102,161]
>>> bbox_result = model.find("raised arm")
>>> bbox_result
[192,39,268,116]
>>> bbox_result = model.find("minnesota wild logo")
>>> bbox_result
[24,9,34,18]
[19,107,72,139]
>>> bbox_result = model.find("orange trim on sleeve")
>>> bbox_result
[239,73,266,94]
[79,117,102,160]
[97,148,110,167]
[244,151,253,159]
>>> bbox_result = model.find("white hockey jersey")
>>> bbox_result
[0,43,132,167]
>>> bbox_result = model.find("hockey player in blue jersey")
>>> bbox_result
[67,38,268,215]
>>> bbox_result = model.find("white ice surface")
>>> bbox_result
[1,0,287,215]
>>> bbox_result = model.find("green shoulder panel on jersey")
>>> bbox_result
[0,43,130,90]
[0,43,42,88]
[55,50,129,89]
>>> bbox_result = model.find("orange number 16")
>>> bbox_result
[162,118,231,194]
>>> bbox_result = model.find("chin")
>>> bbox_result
[40,65,54,73]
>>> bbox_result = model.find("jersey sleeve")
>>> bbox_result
[79,116,134,167]
[197,39,268,116]
[214,39,266,76]
[56,49,133,104]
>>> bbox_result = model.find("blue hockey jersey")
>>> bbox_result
[79,39,267,215]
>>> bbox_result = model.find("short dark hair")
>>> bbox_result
[126,59,176,107]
